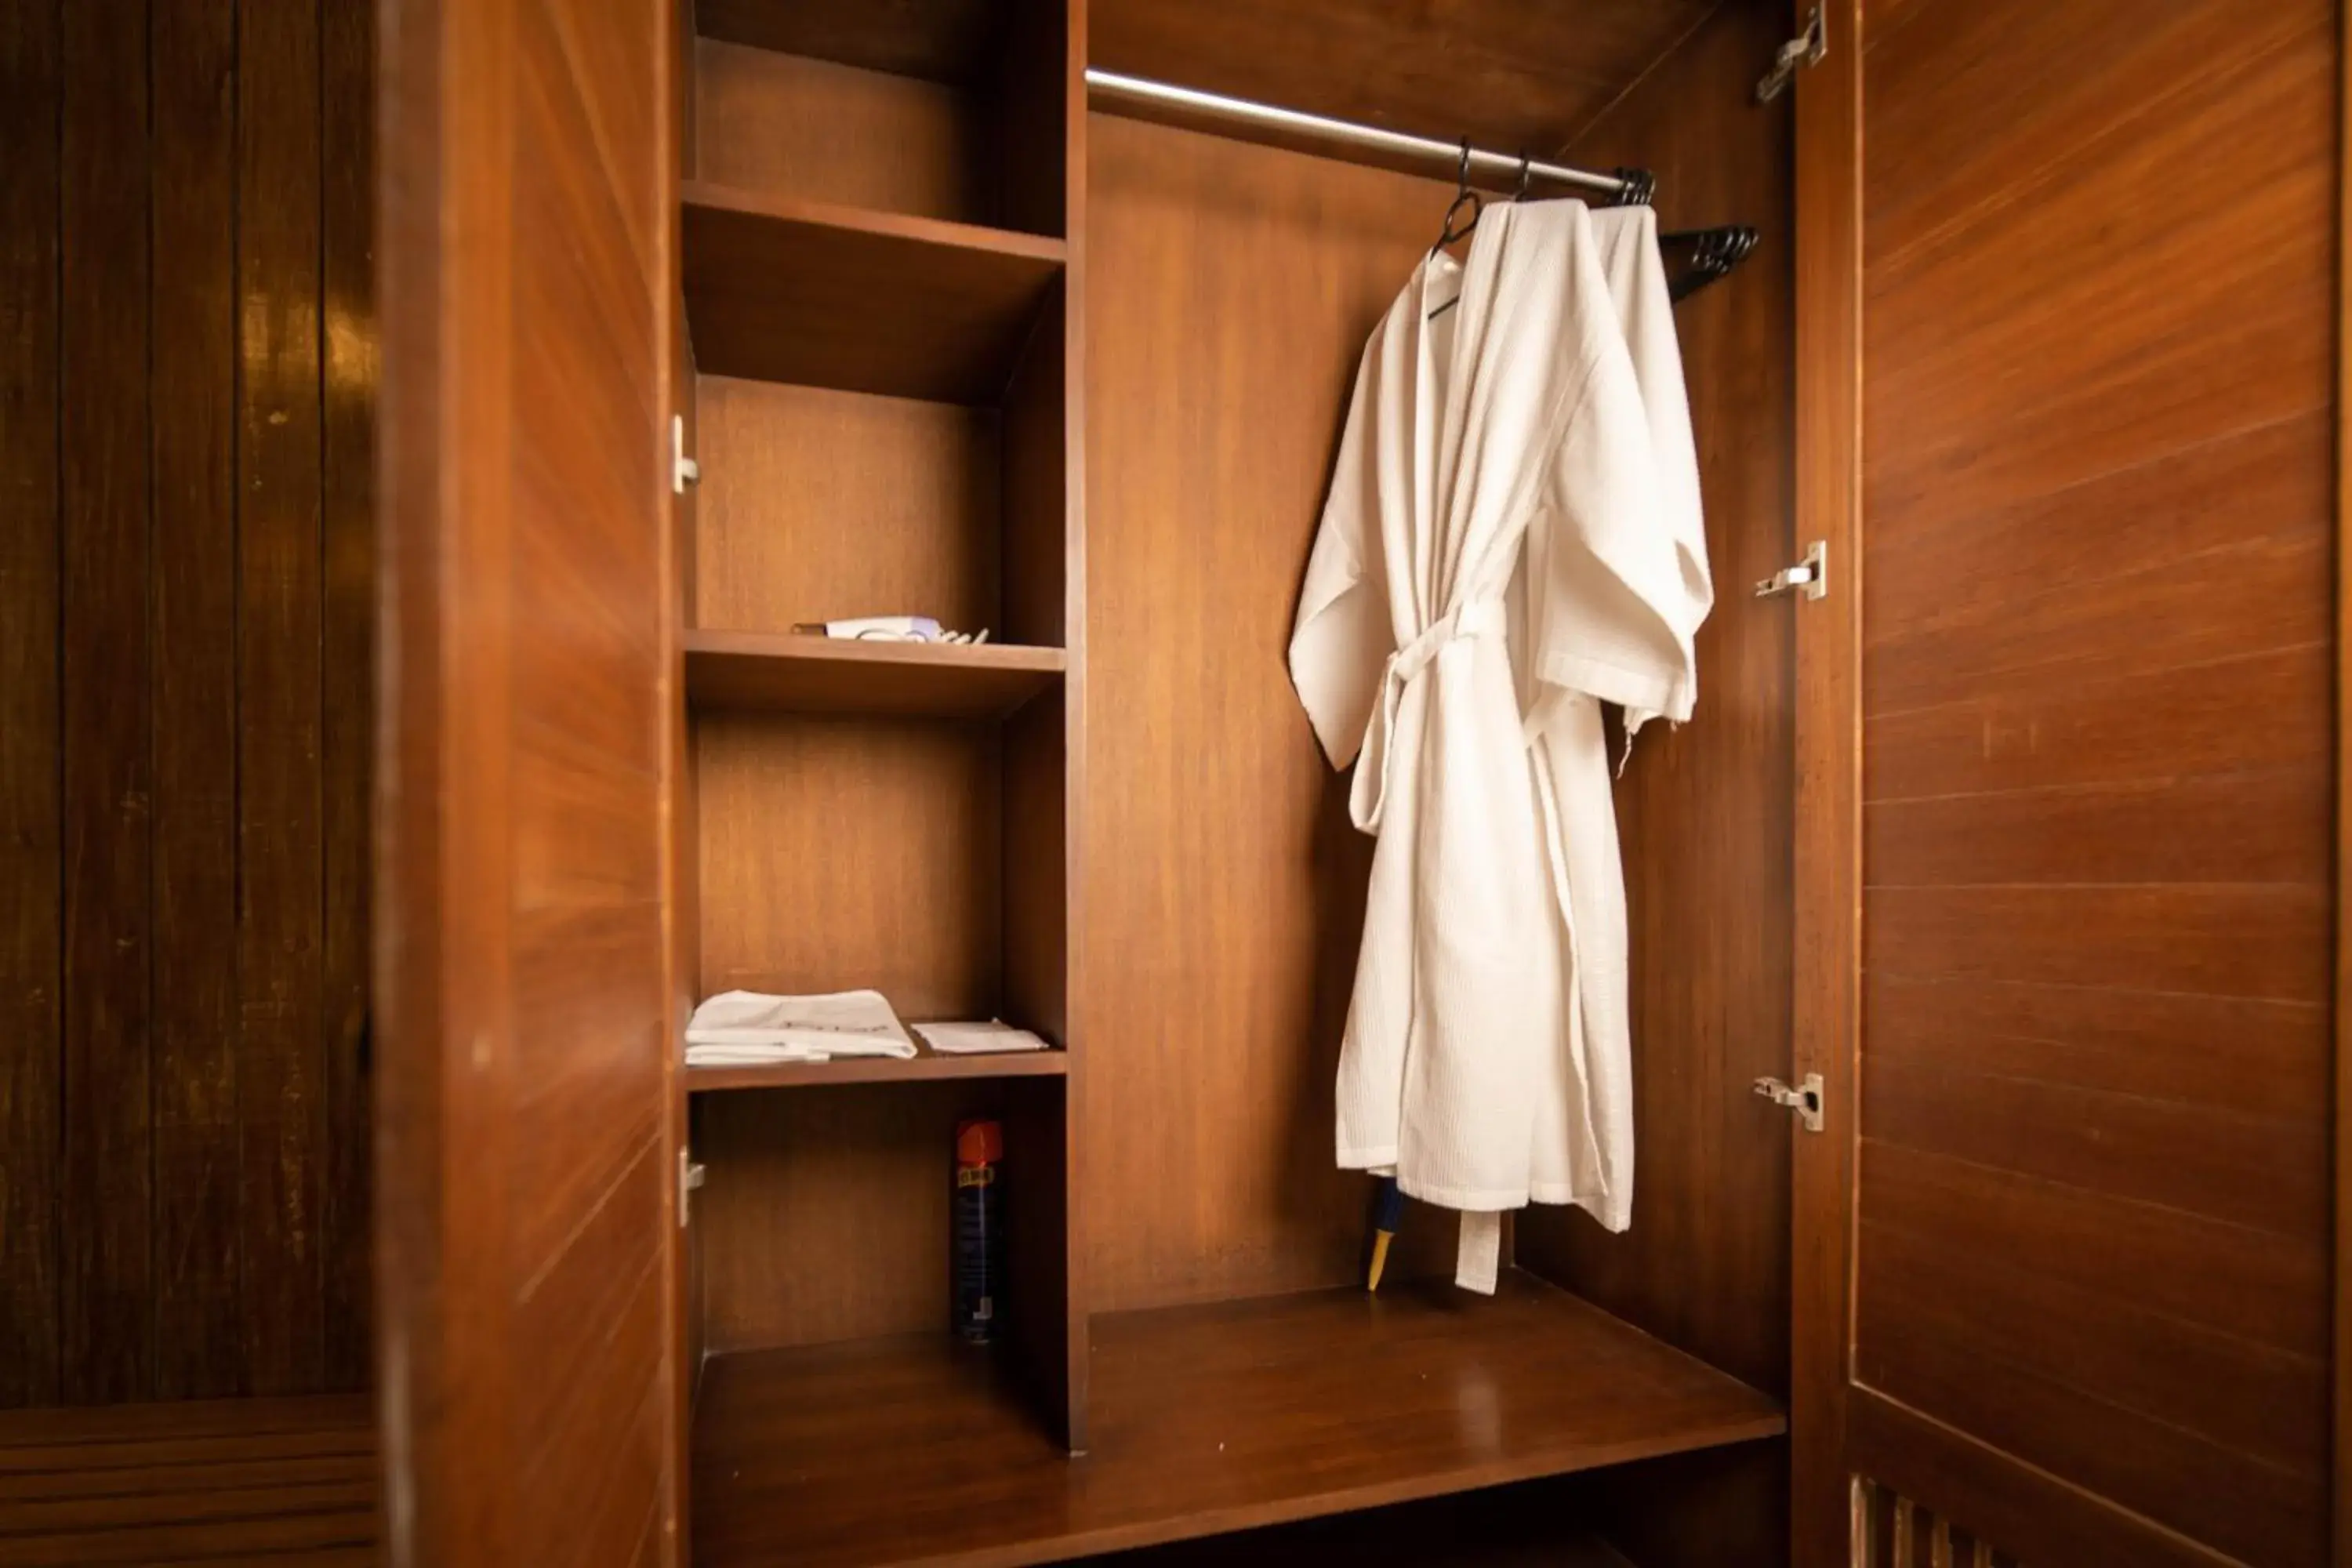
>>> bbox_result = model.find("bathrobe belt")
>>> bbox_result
[1348,597,1508,834]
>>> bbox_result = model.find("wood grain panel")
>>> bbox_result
[1864,1051,2324,1242]
[375,0,677,1559]
[318,0,377,1397]
[1858,1214,2324,1477]
[1865,531,2330,719]
[0,0,64,1411]
[1864,1135,2328,1370]
[694,376,1001,637]
[1865,768,2328,887]
[1864,647,2329,802]
[9,0,376,1411]
[1080,115,1456,1311]
[695,715,1003,1020]
[1867,884,2328,1002]
[1091,0,1715,165]
[58,0,154,1406]
[1856,1276,2321,1566]
[1866,973,2327,1127]
[697,1080,1014,1352]
[148,0,241,1404]
[694,40,987,224]
[1864,413,2330,645]
[1852,0,2339,1561]
[1513,0,1797,1410]
[0,1394,378,1567]
[235,0,327,1398]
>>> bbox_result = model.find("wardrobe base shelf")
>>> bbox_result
[690,1271,1784,1568]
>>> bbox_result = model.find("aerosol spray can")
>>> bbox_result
[952,1120,1004,1343]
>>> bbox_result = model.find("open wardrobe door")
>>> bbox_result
[376,2,683,1565]
[1791,1,2340,1565]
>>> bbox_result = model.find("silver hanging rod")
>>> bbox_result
[1084,70,1640,201]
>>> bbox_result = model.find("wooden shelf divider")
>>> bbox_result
[687,1046,1069,1094]
[684,630,1065,720]
[682,181,1067,403]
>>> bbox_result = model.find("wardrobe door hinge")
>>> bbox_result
[1755,6,1827,103]
[1754,1073,1825,1133]
[678,1149,706,1227]
[672,413,701,495]
[1753,539,1828,601]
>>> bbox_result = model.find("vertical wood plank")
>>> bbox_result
[2335,2,2351,1559]
[238,0,327,1396]
[57,0,154,1406]
[0,0,64,1410]
[149,0,245,1403]
[1791,0,1865,1559]
[319,0,377,1395]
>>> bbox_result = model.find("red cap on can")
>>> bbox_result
[955,1120,1003,1166]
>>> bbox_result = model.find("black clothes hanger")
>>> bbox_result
[1659,225,1760,301]
[1428,148,1530,321]
[1430,138,1483,258]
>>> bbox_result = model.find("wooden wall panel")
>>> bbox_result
[1079,115,1458,1311]
[697,1080,1017,1352]
[1853,0,2337,1562]
[0,0,64,1411]
[693,40,989,225]
[235,0,328,1400]
[58,0,156,1406]
[318,0,377,1397]
[696,716,1005,1021]
[150,0,242,1403]
[694,376,1003,638]
[2,0,376,1410]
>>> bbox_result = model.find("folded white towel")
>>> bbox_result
[913,1019,1051,1055]
[684,989,918,1065]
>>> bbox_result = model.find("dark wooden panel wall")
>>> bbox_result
[1855,2,2336,1564]
[0,0,374,1409]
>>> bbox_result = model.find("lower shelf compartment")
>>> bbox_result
[690,1271,1784,1568]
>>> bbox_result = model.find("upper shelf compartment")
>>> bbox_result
[683,184,1065,405]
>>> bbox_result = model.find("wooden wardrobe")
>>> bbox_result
[372,2,2347,1566]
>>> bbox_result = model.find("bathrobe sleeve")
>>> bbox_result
[1289,321,1399,769]
[1524,218,1712,735]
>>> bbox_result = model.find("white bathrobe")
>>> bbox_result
[1287,201,1710,1290]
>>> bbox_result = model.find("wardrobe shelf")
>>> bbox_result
[686,1047,1069,1093]
[691,1272,1786,1568]
[682,181,1067,404]
[695,1,1000,85]
[684,630,1065,720]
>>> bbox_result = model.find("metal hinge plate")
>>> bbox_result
[1755,1073,1825,1133]
[678,1148,706,1227]
[1756,6,1827,103]
[672,414,700,495]
[1754,539,1828,601]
